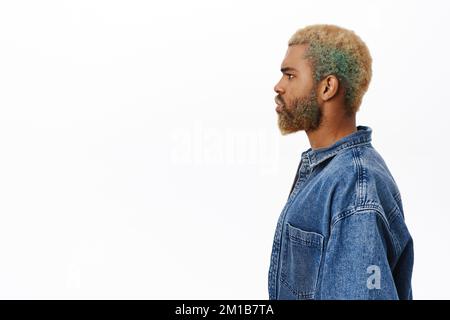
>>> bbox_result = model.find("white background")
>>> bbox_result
[0,0,448,299]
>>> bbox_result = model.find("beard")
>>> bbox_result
[277,87,323,135]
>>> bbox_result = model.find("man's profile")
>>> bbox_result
[268,24,414,300]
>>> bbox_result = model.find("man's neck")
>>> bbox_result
[306,116,357,150]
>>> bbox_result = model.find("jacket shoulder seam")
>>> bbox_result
[331,205,401,257]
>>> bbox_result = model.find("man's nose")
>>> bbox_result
[274,81,284,94]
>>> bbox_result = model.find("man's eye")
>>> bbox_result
[287,74,294,80]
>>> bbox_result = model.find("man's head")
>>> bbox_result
[274,24,372,135]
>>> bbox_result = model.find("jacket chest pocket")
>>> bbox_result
[279,223,324,300]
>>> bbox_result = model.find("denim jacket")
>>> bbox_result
[268,125,414,300]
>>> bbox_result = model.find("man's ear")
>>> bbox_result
[319,75,340,101]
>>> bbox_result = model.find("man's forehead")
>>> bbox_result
[281,45,310,71]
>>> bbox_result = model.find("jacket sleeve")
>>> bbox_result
[318,210,399,299]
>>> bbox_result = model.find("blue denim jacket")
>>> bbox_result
[268,125,414,300]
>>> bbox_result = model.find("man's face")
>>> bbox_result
[274,44,323,135]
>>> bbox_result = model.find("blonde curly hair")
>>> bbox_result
[288,24,372,116]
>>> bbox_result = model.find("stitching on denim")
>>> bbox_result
[280,274,316,299]
[352,147,364,207]
[310,140,372,168]
[393,191,405,219]
[286,165,313,205]
[393,191,402,204]
[386,203,402,224]
[288,234,322,247]
[354,147,362,206]
[331,206,400,257]
[383,207,402,255]
[280,227,323,299]
[359,147,368,205]
[332,204,386,226]
[357,146,369,207]
[287,223,324,247]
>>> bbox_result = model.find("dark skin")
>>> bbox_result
[274,44,357,150]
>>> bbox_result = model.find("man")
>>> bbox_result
[268,24,414,300]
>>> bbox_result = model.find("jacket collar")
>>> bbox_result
[302,125,373,168]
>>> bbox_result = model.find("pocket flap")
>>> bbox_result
[286,223,324,248]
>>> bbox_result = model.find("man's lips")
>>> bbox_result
[275,97,284,112]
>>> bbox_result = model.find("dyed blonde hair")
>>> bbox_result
[288,24,372,115]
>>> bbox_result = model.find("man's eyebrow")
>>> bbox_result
[280,67,299,73]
